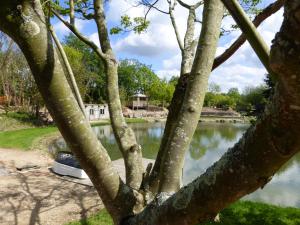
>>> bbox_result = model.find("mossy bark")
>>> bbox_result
[0,1,143,223]
[93,0,144,190]
[124,1,300,224]
[157,0,224,194]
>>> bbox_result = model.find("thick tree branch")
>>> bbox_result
[221,0,272,75]
[148,0,201,192]
[93,0,144,190]
[157,0,224,194]
[69,0,75,26]
[181,7,197,74]
[213,0,285,70]
[49,25,86,114]
[0,1,143,224]
[148,2,284,186]
[52,1,144,190]
[126,3,300,223]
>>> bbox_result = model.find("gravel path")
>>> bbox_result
[0,148,154,225]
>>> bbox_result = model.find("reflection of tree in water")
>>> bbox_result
[188,124,247,160]
[54,122,249,162]
[189,128,219,160]
[218,126,239,141]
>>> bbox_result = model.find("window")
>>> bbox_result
[100,109,105,115]
[90,109,94,115]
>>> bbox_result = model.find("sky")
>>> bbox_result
[52,0,284,92]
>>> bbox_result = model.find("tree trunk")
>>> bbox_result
[0,1,143,224]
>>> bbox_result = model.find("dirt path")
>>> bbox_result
[0,148,102,225]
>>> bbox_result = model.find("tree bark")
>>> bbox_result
[157,0,224,194]
[93,0,144,190]
[53,0,145,190]
[221,0,272,74]
[148,1,201,192]
[49,26,86,114]
[0,1,143,223]
[124,1,300,224]
[213,0,285,70]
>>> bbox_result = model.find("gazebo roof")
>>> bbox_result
[132,94,147,98]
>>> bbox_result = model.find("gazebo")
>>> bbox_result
[128,94,148,110]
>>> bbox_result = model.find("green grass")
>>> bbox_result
[203,201,300,225]
[65,201,300,225]
[0,117,148,150]
[125,118,148,123]
[0,126,58,150]
[65,210,113,225]
[0,112,40,131]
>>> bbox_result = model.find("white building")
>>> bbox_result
[84,104,109,121]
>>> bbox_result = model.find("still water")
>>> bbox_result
[56,122,300,207]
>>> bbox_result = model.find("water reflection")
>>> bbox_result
[53,122,300,208]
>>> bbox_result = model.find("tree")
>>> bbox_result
[239,85,268,115]
[0,34,43,115]
[0,1,299,225]
[64,34,107,103]
[118,59,160,101]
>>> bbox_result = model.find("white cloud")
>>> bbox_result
[210,9,284,92]
[53,18,90,38]
[105,1,284,91]
[156,69,180,80]
[89,32,100,47]
[53,21,69,36]
[108,0,201,58]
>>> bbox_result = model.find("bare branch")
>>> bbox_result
[157,0,224,194]
[93,0,144,189]
[49,25,86,114]
[169,0,184,51]
[176,0,191,9]
[213,0,285,70]
[221,0,272,74]
[138,0,169,14]
[51,9,106,60]
[69,0,75,26]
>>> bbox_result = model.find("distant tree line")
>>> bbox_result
[63,34,176,107]
[0,32,271,116]
[204,78,273,116]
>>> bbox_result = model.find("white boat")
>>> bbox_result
[52,152,89,179]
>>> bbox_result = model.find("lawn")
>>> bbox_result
[0,126,58,150]
[0,117,147,150]
[65,201,300,225]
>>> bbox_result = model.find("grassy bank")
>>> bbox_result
[0,126,58,150]
[65,201,300,225]
[91,118,148,126]
[0,117,148,150]
[0,112,42,131]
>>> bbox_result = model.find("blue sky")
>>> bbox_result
[53,0,283,92]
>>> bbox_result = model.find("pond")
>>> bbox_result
[54,122,300,208]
